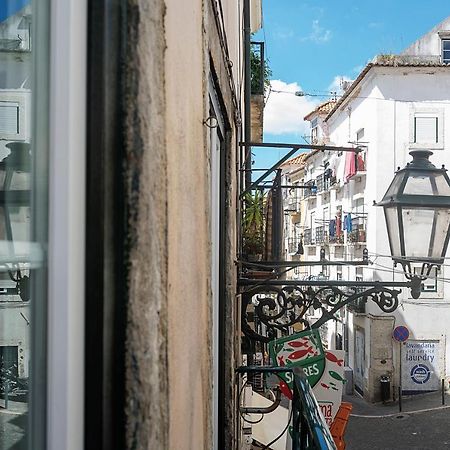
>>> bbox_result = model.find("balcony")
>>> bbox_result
[328,234,344,245]
[347,217,367,245]
[284,195,300,213]
[303,180,317,199]
[303,228,314,245]
[287,236,303,254]
[348,228,366,244]
[315,226,328,245]
[315,175,324,193]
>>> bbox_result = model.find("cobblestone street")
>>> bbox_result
[344,392,450,449]
[346,408,450,450]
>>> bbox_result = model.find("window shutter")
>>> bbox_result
[0,102,19,135]
[414,116,438,144]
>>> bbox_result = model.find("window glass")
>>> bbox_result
[414,116,438,144]
[356,128,364,142]
[442,40,450,63]
[0,1,47,448]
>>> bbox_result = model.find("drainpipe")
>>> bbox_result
[272,170,283,260]
[244,0,252,190]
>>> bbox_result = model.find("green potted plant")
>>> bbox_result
[242,191,265,260]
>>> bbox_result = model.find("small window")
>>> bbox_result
[356,267,363,282]
[0,102,19,135]
[442,39,450,64]
[311,118,318,144]
[414,267,438,292]
[414,115,438,144]
[356,128,364,142]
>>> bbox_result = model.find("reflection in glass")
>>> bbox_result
[0,2,33,448]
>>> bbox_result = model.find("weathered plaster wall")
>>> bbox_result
[401,17,450,57]
[165,0,211,448]
[123,0,241,448]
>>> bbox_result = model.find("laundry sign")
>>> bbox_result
[401,340,441,392]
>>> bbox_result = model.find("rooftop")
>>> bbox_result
[303,100,337,121]
[324,54,450,122]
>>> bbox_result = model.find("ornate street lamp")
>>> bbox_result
[0,142,31,301]
[377,150,450,287]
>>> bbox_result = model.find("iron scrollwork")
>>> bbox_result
[241,283,402,342]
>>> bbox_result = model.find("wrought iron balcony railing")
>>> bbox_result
[303,228,314,245]
[287,236,303,254]
[316,175,324,193]
[303,180,317,199]
[315,226,328,244]
[284,194,300,213]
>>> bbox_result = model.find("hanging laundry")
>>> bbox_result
[345,213,353,232]
[357,153,365,171]
[344,151,357,182]
[329,219,336,238]
[336,215,342,237]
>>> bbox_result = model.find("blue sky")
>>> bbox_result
[253,1,450,169]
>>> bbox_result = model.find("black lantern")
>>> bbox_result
[378,150,450,280]
[0,142,31,301]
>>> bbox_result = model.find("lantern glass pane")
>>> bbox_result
[403,174,434,195]
[403,172,450,196]
[433,173,450,196]
[430,209,450,259]
[0,206,6,240]
[402,208,434,259]
[10,170,30,190]
[384,206,401,257]
[383,172,406,199]
[8,206,31,242]
[0,169,5,189]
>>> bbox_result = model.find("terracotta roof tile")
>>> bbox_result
[281,152,308,168]
[304,100,337,121]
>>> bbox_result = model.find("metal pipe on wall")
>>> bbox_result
[244,0,252,190]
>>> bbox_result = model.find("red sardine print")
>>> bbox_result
[279,380,293,400]
[288,341,309,348]
[287,348,314,360]
[325,351,344,366]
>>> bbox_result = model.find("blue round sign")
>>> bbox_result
[393,325,409,342]
[410,364,431,384]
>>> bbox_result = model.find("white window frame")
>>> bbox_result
[356,128,364,142]
[409,108,444,150]
[442,38,450,64]
[208,75,225,450]
[413,267,439,293]
[311,117,318,144]
[0,92,28,141]
[47,1,87,449]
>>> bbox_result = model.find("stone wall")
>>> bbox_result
[122,0,241,448]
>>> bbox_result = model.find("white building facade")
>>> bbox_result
[287,17,450,401]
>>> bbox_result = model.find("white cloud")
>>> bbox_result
[273,28,294,40]
[264,80,319,136]
[328,75,353,93]
[300,20,332,44]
